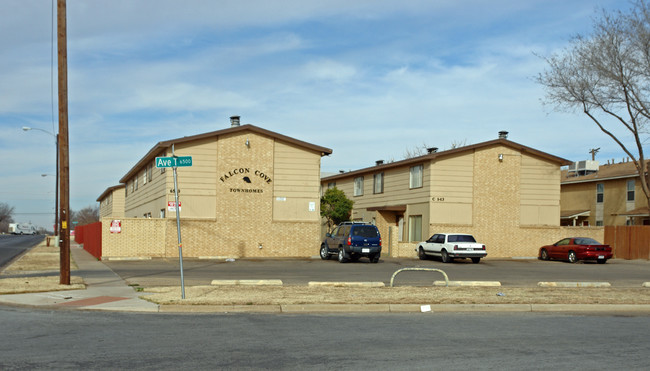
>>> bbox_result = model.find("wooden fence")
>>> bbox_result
[604,226,650,260]
[74,221,102,259]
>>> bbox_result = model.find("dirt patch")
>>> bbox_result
[0,276,85,294]
[141,285,650,306]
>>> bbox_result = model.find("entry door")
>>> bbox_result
[398,216,404,242]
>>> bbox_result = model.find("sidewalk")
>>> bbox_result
[0,242,159,312]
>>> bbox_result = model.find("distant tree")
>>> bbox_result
[536,0,650,214]
[0,202,15,233]
[403,143,431,159]
[320,187,354,232]
[71,205,100,226]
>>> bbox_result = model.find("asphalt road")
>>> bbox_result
[104,255,650,287]
[0,234,44,269]
[1,307,648,370]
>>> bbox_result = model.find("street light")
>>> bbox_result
[22,127,59,237]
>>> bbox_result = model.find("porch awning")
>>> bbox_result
[367,205,407,212]
[560,210,590,219]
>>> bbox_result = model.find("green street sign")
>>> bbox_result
[155,156,193,168]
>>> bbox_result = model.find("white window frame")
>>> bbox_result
[627,180,635,201]
[373,172,384,194]
[354,176,364,196]
[409,165,423,189]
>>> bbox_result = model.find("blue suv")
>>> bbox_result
[320,222,382,263]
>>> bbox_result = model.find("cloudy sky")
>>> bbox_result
[1,0,642,230]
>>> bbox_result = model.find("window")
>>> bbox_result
[596,183,604,203]
[142,170,147,185]
[134,176,138,191]
[354,176,364,196]
[160,209,165,218]
[327,182,336,189]
[373,172,384,194]
[410,165,423,189]
[408,215,422,242]
[596,220,604,226]
[627,180,635,201]
[148,164,153,182]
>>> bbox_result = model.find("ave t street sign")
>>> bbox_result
[155,156,193,168]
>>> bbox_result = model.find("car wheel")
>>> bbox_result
[597,259,607,264]
[568,250,577,263]
[418,247,428,260]
[338,249,348,263]
[441,250,452,263]
[320,244,330,260]
[369,254,380,263]
[540,249,549,261]
[471,257,481,264]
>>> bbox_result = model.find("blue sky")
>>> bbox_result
[1,0,642,230]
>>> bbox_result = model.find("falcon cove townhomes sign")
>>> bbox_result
[220,167,273,194]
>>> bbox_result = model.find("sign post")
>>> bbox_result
[156,148,192,299]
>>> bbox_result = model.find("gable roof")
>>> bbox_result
[96,184,125,202]
[562,160,649,184]
[119,124,333,183]
[321,138,571,182]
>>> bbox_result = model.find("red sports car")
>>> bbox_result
[539,237,613,264]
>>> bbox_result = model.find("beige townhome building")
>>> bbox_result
[97,184,125,219]
[97,117,332,259]
[560,159,650,226]
[321,133,603,258]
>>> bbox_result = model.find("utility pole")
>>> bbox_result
[589,148,600,161]
[58,0,70,285]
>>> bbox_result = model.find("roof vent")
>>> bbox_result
[376,160,384,166]
[339,170,345,174]
[230,115,241,127]
[498,131,508,139]
[427,147,438,154]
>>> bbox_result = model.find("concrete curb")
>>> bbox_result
[308,281,385,287]
[538,282,612,288]
[211,279,284,286]
[155,303,650,313]
[433,281,502,287]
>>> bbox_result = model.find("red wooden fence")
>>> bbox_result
[604,226,650,260]
[74,221,102,259]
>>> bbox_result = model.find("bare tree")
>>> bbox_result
[403,142,431,159]
[71,205,99,226]
[0,202,15,233]
[537,0,650,214]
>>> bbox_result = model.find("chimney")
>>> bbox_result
[376,160,384,166]
[427,147,438,154]
[498,131,508,139]
[230,115,241,127]
[339,170,345,174]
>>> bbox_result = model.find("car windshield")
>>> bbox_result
[352,226,378,238]
[447,234,476,243]
[574,238,602,245]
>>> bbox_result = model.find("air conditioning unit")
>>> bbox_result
[568,160,599,176]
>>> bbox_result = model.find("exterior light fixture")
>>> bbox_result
[498,154,504,162]
[245,138,250,147]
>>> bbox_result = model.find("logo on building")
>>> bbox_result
[220,167,272,194]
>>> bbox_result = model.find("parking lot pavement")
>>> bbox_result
[103,257,650,288]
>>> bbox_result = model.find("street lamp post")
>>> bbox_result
[22,127,59,237]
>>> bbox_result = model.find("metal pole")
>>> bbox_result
[172,144,185,299]
[57,0,70,285]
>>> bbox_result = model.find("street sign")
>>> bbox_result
[155,156,193,168]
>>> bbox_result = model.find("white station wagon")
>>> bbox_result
[417,233,487,264]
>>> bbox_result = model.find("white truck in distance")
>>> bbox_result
[8,223,38,235]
